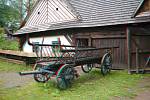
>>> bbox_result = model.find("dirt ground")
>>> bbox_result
[111,77,150,100]
[0,71,150,100]
[0,72,33,88]
[134,77,150,100]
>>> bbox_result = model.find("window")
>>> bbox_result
[76,39,88,47]
[32,42,39,52]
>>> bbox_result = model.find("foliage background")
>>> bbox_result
[0,0,36,30]
[0,28,19,50]
[0,0,36,50]
[0,0,20,30]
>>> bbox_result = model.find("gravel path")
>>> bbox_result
[0,72,33,88]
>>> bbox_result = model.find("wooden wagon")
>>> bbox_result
[19,40,117,89]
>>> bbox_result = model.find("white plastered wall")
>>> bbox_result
[23,35,70,53]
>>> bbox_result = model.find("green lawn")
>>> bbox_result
[0,31,19,51]
[0,60,149,100]
[0,60,31,72]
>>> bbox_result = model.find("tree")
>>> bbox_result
[0,0,37,30]
[19,0,37,27]
[0,0,20,30]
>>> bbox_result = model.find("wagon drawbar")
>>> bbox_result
[19,40,118,89]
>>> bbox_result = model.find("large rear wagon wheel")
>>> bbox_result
[33,64,50,83]
[101,53,112,76]
[56,64,74,90]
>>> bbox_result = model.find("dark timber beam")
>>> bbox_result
[136,47,140,73]
[88,37,92,46]
[127,27,132,74]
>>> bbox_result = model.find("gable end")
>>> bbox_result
[25,0,79,26]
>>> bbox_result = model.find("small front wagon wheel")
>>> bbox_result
[56,64,74,90]
[33,64,50,83]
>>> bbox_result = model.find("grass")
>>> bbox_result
[0,31,19,51]
[0,60,31,72]
[0,39,19,50]
[0,60,149,100]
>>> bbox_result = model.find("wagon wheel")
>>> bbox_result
[33,64,50,83]
[81,64,93,73]
[101,53,112,75]
[56,64,74,90]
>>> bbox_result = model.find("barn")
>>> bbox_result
[14,0,150,73]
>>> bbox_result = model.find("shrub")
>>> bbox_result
[0,28,4,34]
[0,28,19,50]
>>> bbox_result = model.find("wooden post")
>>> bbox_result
[127,27,132,74]
[136,47,139,73]
[88,37,92,46]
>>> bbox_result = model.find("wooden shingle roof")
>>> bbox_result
[15,0,150,35]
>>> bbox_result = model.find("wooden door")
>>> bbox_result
[92,38,127,69]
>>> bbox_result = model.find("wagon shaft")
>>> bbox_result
[19,69,55,75]
[19,71,43,75]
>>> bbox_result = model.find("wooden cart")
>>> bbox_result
[19,41,117,89]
